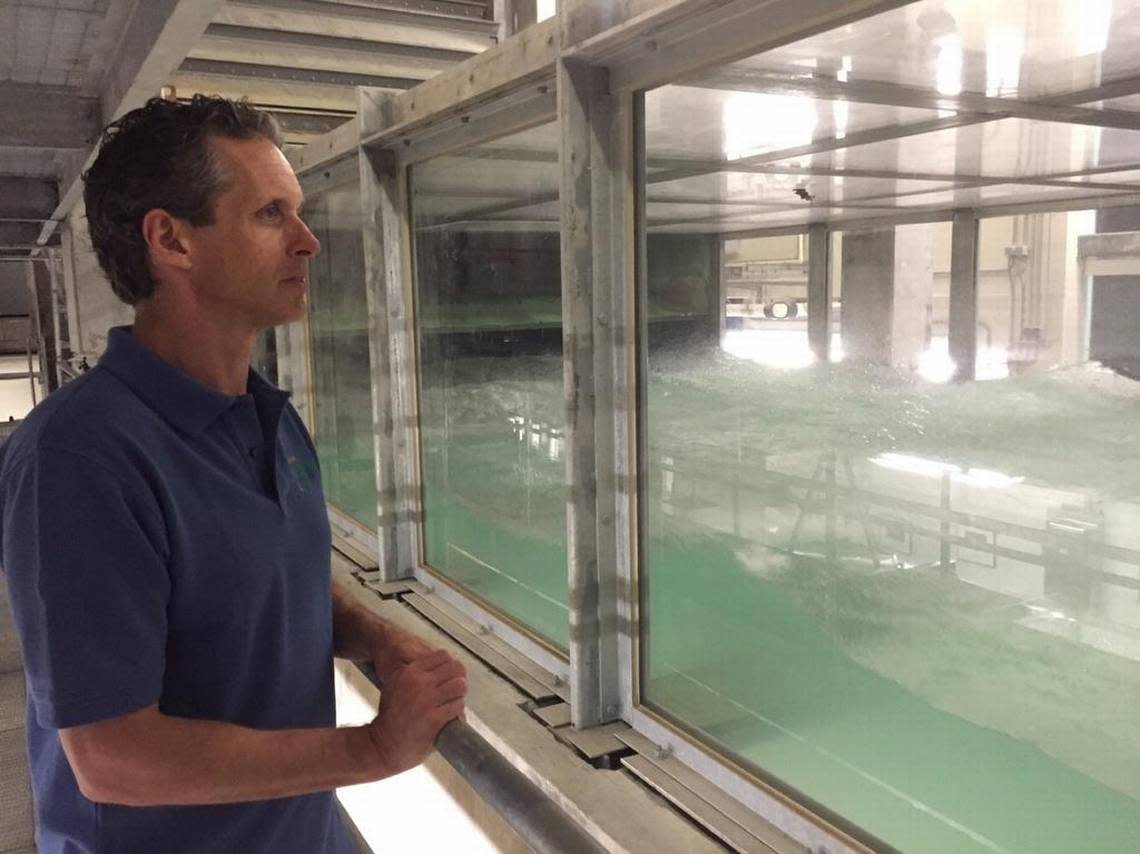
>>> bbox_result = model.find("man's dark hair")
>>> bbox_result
[83,95,282,305]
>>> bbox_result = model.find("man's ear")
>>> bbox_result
[140,209,192,273]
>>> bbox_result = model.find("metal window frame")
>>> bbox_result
[356,70,588,685]
[296,154,384,536]
[284,0,1140,850]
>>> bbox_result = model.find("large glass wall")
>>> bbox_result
[638,1,1140,851]
[410,122,568,649]
[721,233,844,367]
[305,162,378,529]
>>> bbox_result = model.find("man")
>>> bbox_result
[0,95,466,853]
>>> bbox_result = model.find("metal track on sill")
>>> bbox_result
[335,551,561,701]
[553,721,633,763]
[366,577,423,598]
[617,732,807,854]
[402,592,564,703]
[533,701,571,729]
[332,533,379,574]
[335,550,801,854]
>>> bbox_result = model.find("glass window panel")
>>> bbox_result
[412,123,567,649]
[250,327,278,386]
[976,212,1097,380]
[641,14,1140,852]
[728,0,1140,104]
[721,234,814,368]
[305,169,379,529]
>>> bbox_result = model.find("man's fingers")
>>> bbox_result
[412,650,454,671]
[434,676,467,705]
[429,660,465,686]
[434,699,465,728]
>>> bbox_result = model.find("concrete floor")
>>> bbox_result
[0,577,35,854]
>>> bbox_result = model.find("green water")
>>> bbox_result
[381,349,1140,851]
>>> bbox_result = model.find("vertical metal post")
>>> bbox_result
[948,210,979,382]
[712,236,726,345]
[631,91,649,711]
[559,58,625,728]
[59,223,83,364]
[807,223,831,363]
[358,90,422,582]
[26,257,57,398]
[1079,268,1094,364]
[47,250,69,385]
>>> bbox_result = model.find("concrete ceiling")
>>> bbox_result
[0,0,500,258]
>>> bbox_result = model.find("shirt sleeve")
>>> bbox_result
[1,444,170,730]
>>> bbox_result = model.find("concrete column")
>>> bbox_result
[949,210,980,382]
[807,223,831,362]
[841,224,935,369]
[26,258,57,396]
[841,228,895,365]
[891,223,935,370]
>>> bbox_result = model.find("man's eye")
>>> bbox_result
[260,204,282,219]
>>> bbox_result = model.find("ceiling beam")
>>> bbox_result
[0,147,88,181]
[101,1,227,125]
[0,85,101,150]
[216,0,497,53]
[0,179,59,221]
[178,57,420,90]
[80,0,141,96]
[681,68,1140,133]
[646,114,994,186]
[172,58,414,112]
[1041,74,1140,108]
[361,15,558,145]
[40,0,226,246]
[267,111,355,141]
[322,0,492,19]
[190,24,472,81]
[1,223,52,247]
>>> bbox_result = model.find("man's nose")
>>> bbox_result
[294,219,321,257]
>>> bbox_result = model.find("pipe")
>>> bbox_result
[355,664,607,854]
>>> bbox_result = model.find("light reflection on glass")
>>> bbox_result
[1075,0,1112,56]
[985,28,1023,97]
[722,92,819,161]
[870,451,1023,489]
[935,32,963,96]
[721,328,845,369]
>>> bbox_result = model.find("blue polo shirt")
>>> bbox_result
[0,325,351,854]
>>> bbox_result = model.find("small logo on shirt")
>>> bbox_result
[286,455,319,491]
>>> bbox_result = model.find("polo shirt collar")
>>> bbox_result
[99,325,290,436]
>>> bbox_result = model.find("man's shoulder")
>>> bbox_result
[0,366,148,475]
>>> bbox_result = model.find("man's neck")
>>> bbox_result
[132,304,257,398]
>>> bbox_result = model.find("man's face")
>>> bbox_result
[185,135,320,331]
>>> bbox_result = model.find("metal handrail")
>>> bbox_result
[355,664,607,854]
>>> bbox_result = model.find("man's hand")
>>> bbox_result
[365,650,467,777]
[372,625,439,683]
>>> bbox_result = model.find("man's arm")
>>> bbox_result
[331,579,441,680]
[60,648,466,807]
